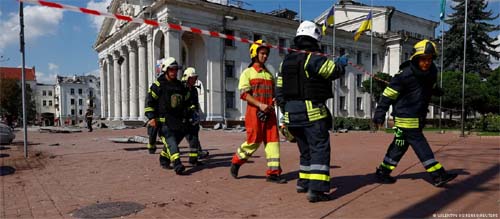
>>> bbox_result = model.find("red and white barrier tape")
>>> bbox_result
[18,0,460,112]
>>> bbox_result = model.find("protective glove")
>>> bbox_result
[257,110,269,122]
[372,111,386,125]
[335,55,348,67]
[392,127,405,147]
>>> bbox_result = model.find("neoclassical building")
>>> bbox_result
[94,0,438,122]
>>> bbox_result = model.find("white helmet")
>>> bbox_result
[296,20,321,41]
[161,57,179,72]
[181,67,198,81]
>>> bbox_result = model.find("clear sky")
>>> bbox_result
[0,0,499,84]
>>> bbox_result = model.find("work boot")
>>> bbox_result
[375,167,397,184]
[307,190,331,203]
[148,148,157,154]
[431,168,458,187]
[189,157,203,166]
[296,186,308,193]
[159,156,172,169]
[230,163,241,179]
[173,159,185,175]
[266,175,287,184]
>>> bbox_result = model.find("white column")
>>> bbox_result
[107,55,114,119]
[120,46,129,120]
[128,42,139,120]
[113,52,122,120]
[164,28,181,62]
[138,36,147,120]
[99,58,107,119]
[147,33,154,89]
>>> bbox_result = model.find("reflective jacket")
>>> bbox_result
[373,60,441,129]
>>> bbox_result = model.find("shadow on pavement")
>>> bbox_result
[389,165,499,219]
[182,152,237,175]
[0,154,10,158]
[0,146,10,150]
[0,166,16,176]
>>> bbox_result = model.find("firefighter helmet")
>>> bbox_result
[410,39,438,60]
[181,67,198,81]
[249,39,269,59]
[161,57,179,72]
[296,20,322,41]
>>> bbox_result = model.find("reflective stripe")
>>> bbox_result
[147,143,155,149]
[276,76,283,87]
[160,150,170,159]
[300,165,311,171]
[318,60,334,79]
[395,117,419,129]
[384,156,398,165]
[382,87,399,100]
[299,172,330,181]
[304,54,312,78]
[160,136,171,158]
[305,100,328,122]
[422,158,438,167]
[267,161,280,168]
[189,105,196,110]
[145,107,154,112]
[283,112,289,124]
[170,153,180,161]
[189,153,198,157]
[159,117,166,123]
[380,162,396,170]
[426,163,443,172]
[310,164,329,171]
[148,89,158,100]
[154,80,160,87]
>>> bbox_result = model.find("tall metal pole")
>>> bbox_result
[331,3,336,132]
[439,20,444,132]
[369,2,374,132]
[299,0,302,22]
[461,0,468,137]
[19,2,28,158]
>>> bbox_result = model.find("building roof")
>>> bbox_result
[0,67,36,81]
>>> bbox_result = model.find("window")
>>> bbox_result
[79,109,83,115]
[49,100,52,106]
[226,91,235,109]
[357,51,363,65]
[253,33,262,41]
[42,91,46,96]
[48,91,52,96]
[224,29,234,47]
[340,96,346,110]
[71,98,75,105]
[279,38,286,55]
[78,89,83,95]
[339,75,346,87]
[225,60,235,78]
[356,74,363,87]
[43,100,47,106]
[372,53,378,66]
[70,88,75,95]
[89,90,93,97]
[79,99,83,105]
[71,109,75,115]
[357,97,363,111]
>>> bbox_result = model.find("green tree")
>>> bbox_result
[442,0,500,76]
[361,72,392,102]
[0,79,36,124]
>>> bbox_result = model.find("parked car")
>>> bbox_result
[0,123,15,145]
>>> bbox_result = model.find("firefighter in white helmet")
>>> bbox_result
[276,20,347,202]
[145,57,188,175]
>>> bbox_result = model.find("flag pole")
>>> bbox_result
[461,0,468,137]
[439,17,444,133]
[369,0,374,132]
[19,1,28,158]
[299,0,302,22]
[332,3,336,132]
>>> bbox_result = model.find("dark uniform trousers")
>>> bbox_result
[159,123,186,161]
[185,123,201,157]
[147,124,160,149]
[288,118,331,193]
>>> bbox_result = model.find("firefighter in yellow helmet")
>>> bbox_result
[181,67,209,165]
[229,39,286,184]
[372,39,457,187]
[145,57,188,175]
[276,20,347,202]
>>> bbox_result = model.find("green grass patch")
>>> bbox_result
[477,132,500,136]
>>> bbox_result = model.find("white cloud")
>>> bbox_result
[48,63,59,72]
[87,0,112,32]
[0,5,63,51]
[85,69,100,77]
[36,71,57,84]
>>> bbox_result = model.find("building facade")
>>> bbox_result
[54,75,101,126]
[94,0,438,122]
[35,83,56,126]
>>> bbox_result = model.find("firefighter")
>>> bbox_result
[276,20,347,202]
[181,67,208,165]
[145,69,164,154]
[145,57,188,175]
[229,39,286,184]
[372,39,457,187]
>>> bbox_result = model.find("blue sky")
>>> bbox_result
[0,0,499,84]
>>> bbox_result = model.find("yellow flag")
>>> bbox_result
[322,6,335,35]
[354,11,372,41]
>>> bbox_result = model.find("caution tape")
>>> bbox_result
[19,0,462,112]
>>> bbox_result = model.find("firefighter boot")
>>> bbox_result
[198,149,209,159]
[375,167,397,184]
[230,163,241,179]
[307,190,331,203]
[430,168,457,187]
[147,144,157,154]
[266,175,287,184]
[159,156,172,169]
[172,159,185,175]
[189,157,203,166]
